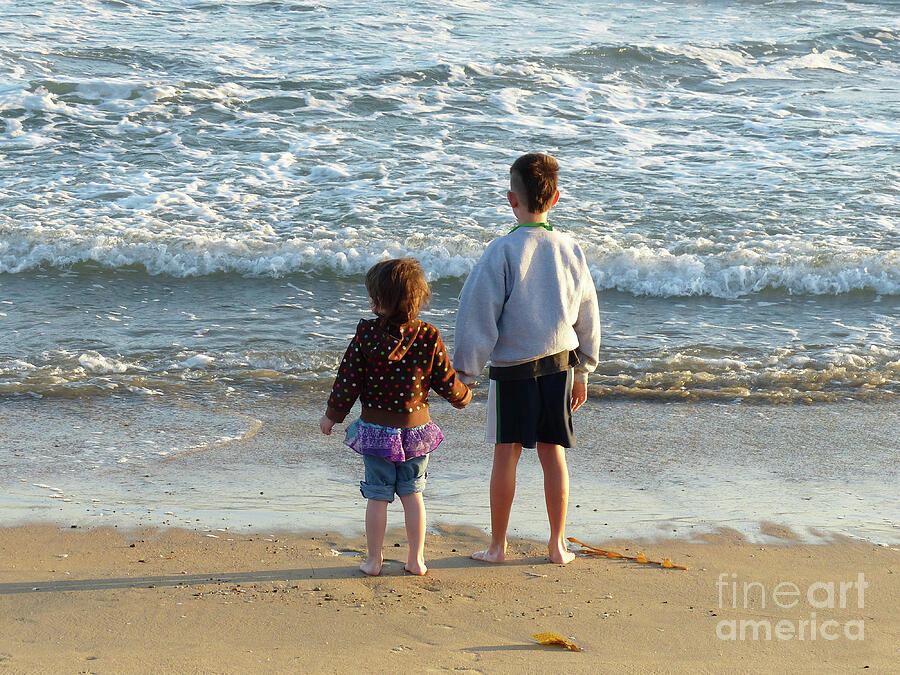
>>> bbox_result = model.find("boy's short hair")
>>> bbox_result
[510,153,559,214]
[365,257,431,324]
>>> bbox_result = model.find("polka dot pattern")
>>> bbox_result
[325,318,469,424]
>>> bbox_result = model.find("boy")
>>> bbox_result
[453,152,600,565]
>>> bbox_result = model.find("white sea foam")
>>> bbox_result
[0,220,896,298]
[77,352,131,374]
[179,354,215,369]
[587,245,898,298]
[2,325,896,402]
[306,164,351,181]
[784,49,857,75]
[656,44,750,73]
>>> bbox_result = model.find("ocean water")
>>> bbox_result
[1,1,897,541]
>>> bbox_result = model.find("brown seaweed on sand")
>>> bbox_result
[533,632,581,652]
[567,537,688,570]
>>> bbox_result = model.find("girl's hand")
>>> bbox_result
[452,387,473,409]
[571,381,587,412]
[319,415,336,435]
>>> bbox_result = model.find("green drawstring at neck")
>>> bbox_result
[510,221,552,233]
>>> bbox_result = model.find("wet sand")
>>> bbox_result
[0,524,896,672]
[2,397,897,544]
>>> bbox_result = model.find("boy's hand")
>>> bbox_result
[319,415,336,435]
[452,387,473,409]
[571,381,587,412]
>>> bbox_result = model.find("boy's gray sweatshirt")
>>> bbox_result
[453,226,601,384]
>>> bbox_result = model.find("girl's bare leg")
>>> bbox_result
[472,443,522,563]
[360,499,388,576]
[399,492,427,575]
[536,442,575,564]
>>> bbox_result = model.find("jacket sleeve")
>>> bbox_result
[452,243,506,384]
[572,254,601,383]
[325,328,364,423]
[430,334,471,406]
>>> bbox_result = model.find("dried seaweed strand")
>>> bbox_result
[566,537,687,570]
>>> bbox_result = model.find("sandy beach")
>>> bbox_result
[2,397,897,671]
[1,524,896,673]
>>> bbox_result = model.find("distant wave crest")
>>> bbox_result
[1,230,896,298]
[588,245,898,298]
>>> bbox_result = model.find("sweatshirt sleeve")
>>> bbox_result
[430,334,471,405]
[452,244,506,384]
[572,254,601,383]
[325,327,364,423]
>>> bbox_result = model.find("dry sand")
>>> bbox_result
[0,524,896,673]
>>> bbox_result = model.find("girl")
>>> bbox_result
[319,257,471,576]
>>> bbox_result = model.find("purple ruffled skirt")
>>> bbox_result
[344,419,444,463]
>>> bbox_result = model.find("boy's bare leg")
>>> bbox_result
[472,443,522,563]
[360,499,388,576]
[537,442,575,564]
[400,492,427,575]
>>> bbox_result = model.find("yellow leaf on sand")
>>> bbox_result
[635,552,649,563]
[533,632,581,652]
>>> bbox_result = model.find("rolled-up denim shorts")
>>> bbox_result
[360,454,428,502]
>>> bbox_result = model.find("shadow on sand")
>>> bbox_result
[0,554,555,595]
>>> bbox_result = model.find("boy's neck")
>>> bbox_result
[515,210,550,225]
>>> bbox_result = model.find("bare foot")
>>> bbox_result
[471,544,506,564]
[360,557,383,576]
[549,546,576,565]
[404,561,428,576]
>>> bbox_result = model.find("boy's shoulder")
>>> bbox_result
[470,229,587,283]
[486,227,583,257]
